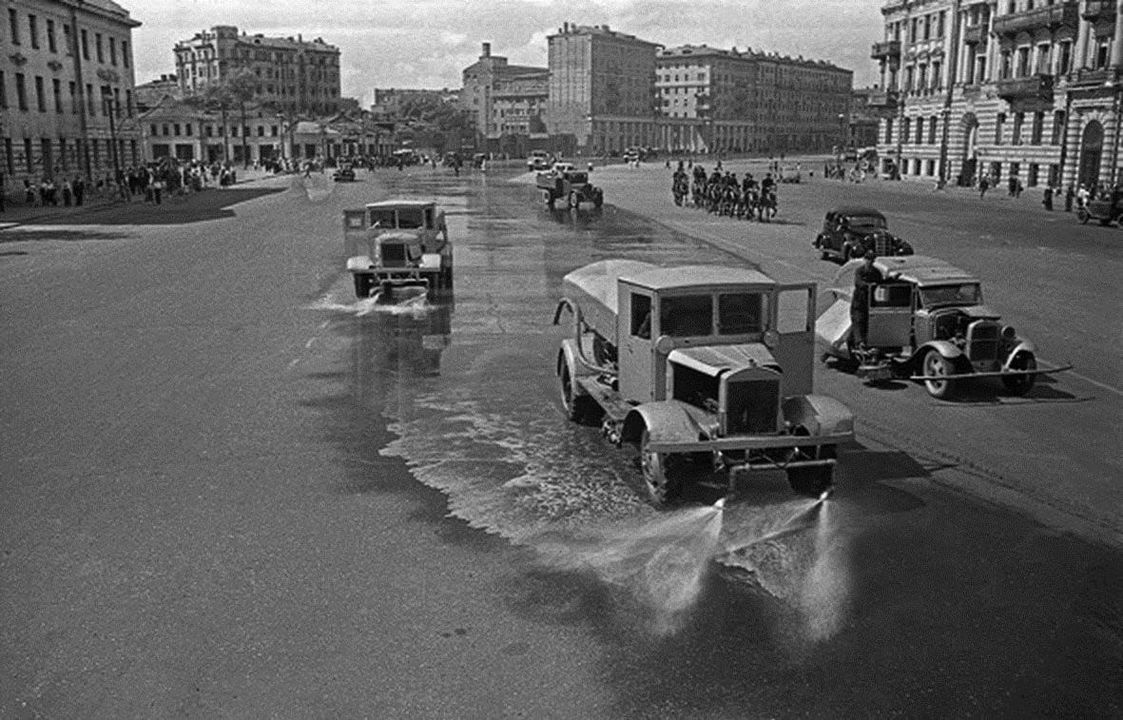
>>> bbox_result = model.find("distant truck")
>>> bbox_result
[553,260,854,505]
[343,200,452,299]
[536,164,604,209]
[527,150,552,172]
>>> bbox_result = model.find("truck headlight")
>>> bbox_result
[763,329,780,349]
[1001,325,1016,340]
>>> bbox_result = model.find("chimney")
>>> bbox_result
[482,42,491,57]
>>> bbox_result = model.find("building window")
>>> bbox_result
[1012,112,1023,145]
[173,123,181,136]
[86,83,94,115]
[46,19,56,53]
[0,71,5,109]
[9,8,20,45]
[52,78,61,113]
[995,112,1005,145]
[68,81,76,113]
[80,29,89,60]
[63,24,71,55]
[1017,47,1030,77]
[122,41,129,68]
[95,33,104,63]
[150,123,157,135]
[915,118,924,144]
[185,124,193,136]
[1052,111,1065,145]
[1031,111,1044,144]
[110,37,117,66]
[24,138,33,173]
[16,73,28,111]
[28,14,38,49]
[928,116,938,144]
[1095,38,1110,69]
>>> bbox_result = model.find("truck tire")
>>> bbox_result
[353,274,374,299]
[922,348,957,399]
[1078,208,1090,224]
[559,365,598,425]
[593,190,604,208]
[639,428,683,506]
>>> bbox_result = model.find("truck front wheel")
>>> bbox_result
[353,274,374,299]
[639,428,683,506]
[922,349,957,399]
[1001,352,1036,395]
[559,366,598,425]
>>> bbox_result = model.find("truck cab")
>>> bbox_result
[555,260,853,504]
[343,199,452,299]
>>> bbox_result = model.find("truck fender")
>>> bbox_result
[346,255,374,272]
[782,395,854,437]
[912,340,963,366]
[620,402,701,447]
[1003,340,1036,370]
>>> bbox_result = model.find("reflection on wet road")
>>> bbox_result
[313,169,1121,718]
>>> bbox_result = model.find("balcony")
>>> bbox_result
[871,40,901,61]
[866,89,899,109]
[996,74,1054,102]
[1082,0,1117,21]
[993,2,1078,37]
[962,24,988,46]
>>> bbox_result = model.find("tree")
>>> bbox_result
[185,70,258,165]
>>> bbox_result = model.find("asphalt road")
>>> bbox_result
[1,165,1120,719]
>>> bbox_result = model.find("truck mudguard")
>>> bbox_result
[1002,340,1037,371]
[781,395,854,437]
[557,339,596,392]
[620,402,706,448]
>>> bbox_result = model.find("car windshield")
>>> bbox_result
[660,295,713,337]
[919,283,982,307]
[846,215,887,228]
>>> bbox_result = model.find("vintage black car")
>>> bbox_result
[813,206,914,262]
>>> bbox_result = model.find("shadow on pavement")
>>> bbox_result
[15,187,287,227]
[0,228,130,244]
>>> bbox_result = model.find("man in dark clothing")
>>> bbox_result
[850,249,897,350]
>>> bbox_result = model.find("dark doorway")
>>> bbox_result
[1078,120,1103,189]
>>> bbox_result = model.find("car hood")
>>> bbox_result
[667,343,782,377]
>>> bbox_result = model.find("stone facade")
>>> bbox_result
[460,42,547,150]
[873,0,1123,190]
[657,44,851,155]
[174,25,341,116]
[1,0,141,191]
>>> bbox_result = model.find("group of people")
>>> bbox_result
[671,161,779,222]
[23,176,87,208]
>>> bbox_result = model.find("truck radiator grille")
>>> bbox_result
[967,320,1000,362]
[725,380,779,434]
[874,236,892,256]
[380,244,408,266]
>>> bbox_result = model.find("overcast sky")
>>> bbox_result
[130,0,887,105]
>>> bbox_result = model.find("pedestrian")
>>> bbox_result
[1015,178,1024,198]
[73,175,85,206]
[1008,175,1017,197]
[1042,185,1054,211]
[1077,184,1089,209]
[62,179,72,207]
[850,249,898,351]
[1064,185,1075,212]
[979,175,989,198]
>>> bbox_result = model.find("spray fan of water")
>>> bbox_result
[306,292,431,317]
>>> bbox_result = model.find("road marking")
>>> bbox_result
[305,337,317,349]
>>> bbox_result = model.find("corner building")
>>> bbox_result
[546,22,660,155]
[2,0,142,191]
[174,26,341,116]
[873,0,1123,190]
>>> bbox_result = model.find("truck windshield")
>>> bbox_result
[718,293,764,334]
[370,209,397,228]
[919,283,982,307]
[846,215,887,228]
[397,209,425,229]
[660,295,713,337]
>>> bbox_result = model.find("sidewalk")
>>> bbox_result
[0,168,280,229]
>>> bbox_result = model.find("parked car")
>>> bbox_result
[813,206,914,262]
[817,255,1070,399]
[1077,186,1123,226]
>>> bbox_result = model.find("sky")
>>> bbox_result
[129,0,887,105]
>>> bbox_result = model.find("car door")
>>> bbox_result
[774,283,816,396]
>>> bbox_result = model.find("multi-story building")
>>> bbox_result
[174,26,341,116]
[461,42,548,150]
[546,22,661,155]
[2,0,142,192]
[656,44,852,155]
[872,0,1122,191]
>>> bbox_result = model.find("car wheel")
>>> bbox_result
[922,349,957,399]
[1078,208,1090,224]
[639,428,683,506]
[1001,352,1037,395]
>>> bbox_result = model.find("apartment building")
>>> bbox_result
[873,0,1123,190]
[174,25,341,116]
[657,44,852,155]
[546,22,661,155]
[461,42,548,149]
[2,0,141,190]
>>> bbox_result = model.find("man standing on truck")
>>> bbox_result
[850,249,898,350]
